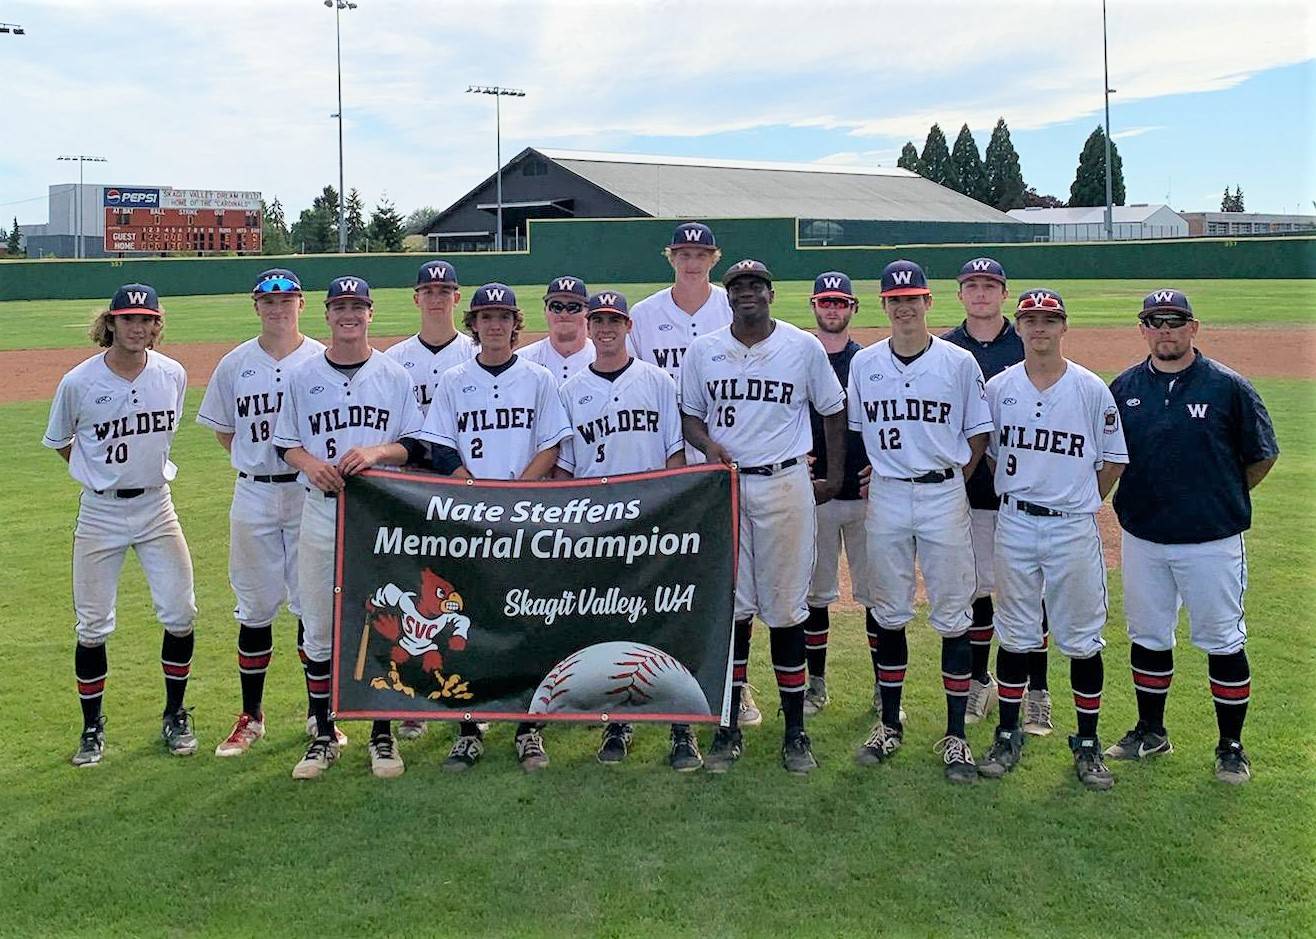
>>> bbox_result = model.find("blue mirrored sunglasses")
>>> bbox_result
[254,277,300,294]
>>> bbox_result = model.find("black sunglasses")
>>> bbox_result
[547,300,585,314]
[1141,314,1190,329]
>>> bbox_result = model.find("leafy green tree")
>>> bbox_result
[897,142,920,172]
[366,196,405,252]
[984,118,1027,211]
[404,206,442,235]
[1068,125,1126,207]
[261,198,292,255]
[289,186,339,253]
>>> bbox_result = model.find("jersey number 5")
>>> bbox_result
[594,442,606,464]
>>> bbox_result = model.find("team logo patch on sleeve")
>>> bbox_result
[1103,406,1120,434]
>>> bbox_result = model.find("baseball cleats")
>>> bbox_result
[977,727,1024,778]
[368,733,405,779]
[668,725,703,772]
[1214,739,1252,785]
[965,675,998,724]
[442,732,484,773]
[292,736,339,779]
[781,731,818,775]
[704,727,743,774]
[1105,722,1174,761]
[215,712,265,757]
[738,685,763,727]
[1070,735,1115,791]
[597,723,632,765]
[161,707,198,757]
[72,717,106,768]
[934,735,977,784]
[802,676,829,717]
[1023,689,1053,736]
[515,728,550,773]
[305,715,349,748]
[855,722,903,766]
[396,719,428,741]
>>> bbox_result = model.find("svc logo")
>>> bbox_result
[241,369,257,378]
[310,385,324,395]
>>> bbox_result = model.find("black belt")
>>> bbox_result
[240,472,299,483]
[898,468,955,484]
[93,488,146,499]
[738,457,800,477]
[1002,493,1066,517]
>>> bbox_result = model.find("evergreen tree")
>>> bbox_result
[289,186,339,253]
[917,124,959,190]
[6,216,20,255]
[950,124,990,203]
[366,196,405,252]
[346,188,368,251]
[983,118,1027,211]
[1220,186,1234,212]
[1232,186,1245,212]
[261,198,292,255]
[404,206,442,235]
[1068,126,1126,207]
[897,142,920,172]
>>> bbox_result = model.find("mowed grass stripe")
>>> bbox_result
[0,379,1312,935]
[2,277,1313,351]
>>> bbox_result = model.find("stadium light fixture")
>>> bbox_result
[1102,0,1115,240]
[56,154,108,259]
[466,86,527,252]
[324,0,358,253]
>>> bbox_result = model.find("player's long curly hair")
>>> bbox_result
[89,309,165,348]
[462,306,525,348]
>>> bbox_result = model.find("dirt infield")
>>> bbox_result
[2,324,1311,405]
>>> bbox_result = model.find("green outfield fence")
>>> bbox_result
[2,217,1313,301]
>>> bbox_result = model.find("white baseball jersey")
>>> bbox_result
[986,360,1129,514]
[418,355,571,479]
[383,332,476,413]
[518,337,595,386]
[627,285,732,392]
[681,321,845,467]
[196,335,326,475]
[273,350,424,485]
[43,350,187,491]
[846,336,993,478]
[558,359,683,477]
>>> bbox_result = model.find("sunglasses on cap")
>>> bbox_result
[254,277,300,294]
[814,297,855,309]
[1016,294,1065,313]
[547,300,585,314]
[1141,314,1191,329]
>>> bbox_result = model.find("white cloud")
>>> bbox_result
[1112,126,1165,140]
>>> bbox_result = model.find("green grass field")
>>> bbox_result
[2,278,1313,351]
[0,286,1313,936]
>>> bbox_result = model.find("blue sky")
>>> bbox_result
[2,0,1312,227]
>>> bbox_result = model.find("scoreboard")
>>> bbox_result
[104,187,263,254]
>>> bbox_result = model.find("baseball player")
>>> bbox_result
[518,275,596,384]
[197,269,332,757]
[417,283,572,774]
[382,258,475,742]
[799,271,874,716]
[1106,289,1277,784]
[846,260,991,784]
[942,258,1053,734]
[552,291,696,769]
[44,283,198,766]
[274,276,424,780]
[976,288,1128,791]
[681,259,847,775]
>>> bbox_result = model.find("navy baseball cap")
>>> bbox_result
[722,259,773,287]
[587,291,630,318]
[668,221,717,250]
[957,257,1007,285]
[326,276,372,304]
[811,271,855,300]
[1015,287,1067,317]
[416,259,458,288]
[544,275,589,299]
[252,268,302,295]
[109,283,162,315]
[470,283,519,311]
[1140,288,1194,320]
[880,260,932,297]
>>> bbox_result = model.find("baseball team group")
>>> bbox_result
[43,222,1279,790]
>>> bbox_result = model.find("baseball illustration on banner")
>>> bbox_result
[529,641,712,718]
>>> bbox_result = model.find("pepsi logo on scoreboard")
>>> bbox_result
[102,187,161,207]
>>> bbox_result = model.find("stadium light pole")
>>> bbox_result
[467,86,526,252]
[57,155,107,259]
[1102,0,1115,240]
[325,0,357,253]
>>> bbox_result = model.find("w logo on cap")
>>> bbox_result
[822,276,844,290]
[890,270,913,286]
[682,228,705,242]
[427,265,449,280]
[970,259,993,272]
[485,287,506,302]
[554,278,577,292]
[339,279,359,293]
[1153,290,1177,304]
[733,260,755,270]
[127,290,148,305]
[597,292,618,306]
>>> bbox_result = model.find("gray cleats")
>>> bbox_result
[738,685,763,727]
[802,676,829,717]
[161,708,198,757]
[977,726,1024,779]
[965,675,998,724]
[855,721,903,766]
[1105,722,1174,761]
[934,735,977,784]
[705,727,743,774]
[1215,739,1252,785]
[72,717,106,768]
[1070,735,1115,791]
[781,731,818,775]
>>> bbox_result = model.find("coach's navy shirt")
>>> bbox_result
[810,339,870,501]
[1110,351,1278,544]
[943,318,1024,510]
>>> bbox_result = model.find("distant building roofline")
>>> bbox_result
[537,148,917,179]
